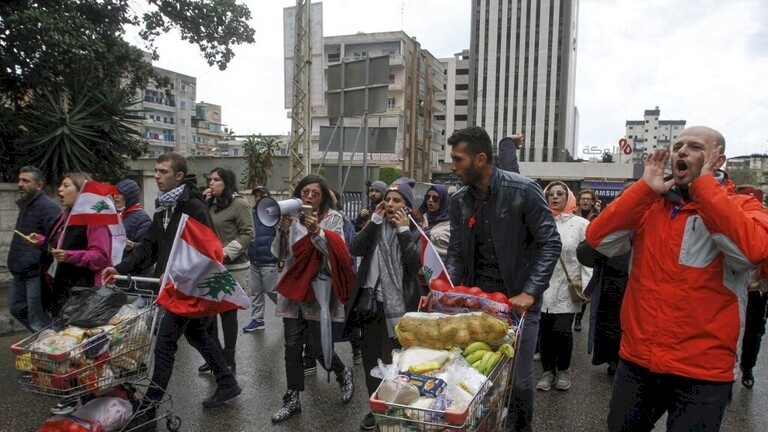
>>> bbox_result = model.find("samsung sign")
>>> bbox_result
[582,181,626,202]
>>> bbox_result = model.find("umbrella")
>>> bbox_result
[312,272,333,375]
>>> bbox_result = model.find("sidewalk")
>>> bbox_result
[0,281,25,335]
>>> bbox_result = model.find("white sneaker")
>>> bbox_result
[533,352,541,361]
[556,369,572,391]
[50,398,81,415]
[536,371,555,391]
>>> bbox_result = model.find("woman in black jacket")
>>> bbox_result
[347,179,424,431]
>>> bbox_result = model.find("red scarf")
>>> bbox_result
[120,203,143,216]
[276,229,354,304]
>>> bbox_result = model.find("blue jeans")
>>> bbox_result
[249,263,278,320]
[607,359,731,432]
[506,309,539,432]
[9,274,51,332]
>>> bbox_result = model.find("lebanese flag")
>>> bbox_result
[157,213,250,318]
[409,216,454,289]
[67,181,126,265]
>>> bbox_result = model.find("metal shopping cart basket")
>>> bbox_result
[370,307,525,432]
[10,276,181,431]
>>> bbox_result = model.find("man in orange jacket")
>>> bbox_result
[586,126,768,431]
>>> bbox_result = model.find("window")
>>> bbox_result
[181,84,187,92]
[181,101,187,109]
[181,135,186,142]
[233,149,239,156]
[180,118,186,126]
[387,97,396,109]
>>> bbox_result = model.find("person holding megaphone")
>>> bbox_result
[270,174,356,423]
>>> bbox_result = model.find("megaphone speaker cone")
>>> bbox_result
[256,197,305,227]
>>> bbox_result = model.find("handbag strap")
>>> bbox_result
[558,257,574,284]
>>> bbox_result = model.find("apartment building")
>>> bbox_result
[437,49,471,168]
[191,102,228,155]
[136,66,197,157]
[311,31,445,182]
[625,107,686,163]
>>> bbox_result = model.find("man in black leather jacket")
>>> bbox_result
[445,126,561,432]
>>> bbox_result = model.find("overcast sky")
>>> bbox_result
[135,0,768,158]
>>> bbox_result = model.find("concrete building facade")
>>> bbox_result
[625,107,686,163]
[191,102,228,156]
[136,67,197,158]
[437,49,471,169]
[469,0,579,163]
[311,31,445,182]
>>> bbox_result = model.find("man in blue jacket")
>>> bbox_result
[8,166,61,332]
[243,186,278,332]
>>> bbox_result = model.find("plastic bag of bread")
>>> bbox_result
[395,312,509,349]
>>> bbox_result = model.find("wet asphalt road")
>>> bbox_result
[1,301,766,431]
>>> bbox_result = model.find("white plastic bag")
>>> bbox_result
[72,397,133,431]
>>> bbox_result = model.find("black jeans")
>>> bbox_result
[360,304,400,396]
[283,314,345,391]
[607,359,731,432]
[147,310,237,401]
[741,291,768,370]
[540,312,575,373]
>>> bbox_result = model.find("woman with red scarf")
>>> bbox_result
[113,179,153,293]
[270,174,356,423]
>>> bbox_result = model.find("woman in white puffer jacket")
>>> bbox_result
[536,181,593,393]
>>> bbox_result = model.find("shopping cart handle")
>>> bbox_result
[113,275,161,284]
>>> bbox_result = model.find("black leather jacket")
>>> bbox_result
[445,168,561,312]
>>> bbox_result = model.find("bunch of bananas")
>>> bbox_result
[462,341,515,376]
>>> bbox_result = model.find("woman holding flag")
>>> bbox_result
[29,172,112,320]
[347,178,424,431]
[270,174,356,423]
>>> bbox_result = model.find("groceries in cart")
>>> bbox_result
[11,291,153,397]
[372,310,520,431]
[425,281,514,325]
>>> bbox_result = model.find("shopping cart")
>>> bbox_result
[370,310,524,432]
[10,276,182,431]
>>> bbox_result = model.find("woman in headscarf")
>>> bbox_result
[418,184,451,260]
[347,179,424,431]
[535,181,592,393]
[270,174,356,423]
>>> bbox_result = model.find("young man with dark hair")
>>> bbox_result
[445,126,562,432]
[103,152,241,426]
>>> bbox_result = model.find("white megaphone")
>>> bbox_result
[256,197,304,227]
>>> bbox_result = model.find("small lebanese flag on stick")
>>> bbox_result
[66,180,126,265]
[408,214,454,289]
[157,213,250,318]
[68,181,121,226]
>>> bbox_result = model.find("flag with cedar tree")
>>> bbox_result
[157,213,250,318]
[408,215,454,290]
[67,180,126,265]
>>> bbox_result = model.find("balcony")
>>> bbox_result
[389,54,405,67]
[143,96,176,112]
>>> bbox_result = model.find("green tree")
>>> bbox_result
[728,169,760,187]
[379,167,405,185]
[15,71,148,184]
[243,135,281,189]
[0,0,254,182]
[1,0,255,102]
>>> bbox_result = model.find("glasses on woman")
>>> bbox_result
[546,190,566,197]
[301,189,321,198]
[425,194,440,202]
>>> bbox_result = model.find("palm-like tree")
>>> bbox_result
[243,135,280,188]
[15,71,147,184]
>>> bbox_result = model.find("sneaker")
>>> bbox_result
[555,370,572,391]
[742,368,755,389]
[574,320,582,332]
[352,349,363,365]
[304,358,317,376]
[243,319,266,332]
[360,412,376,430]
[533,352,541,361]
[50,398,81,415]
[202,384,243,408]
[337,366,355,403]
[536,371,555,391]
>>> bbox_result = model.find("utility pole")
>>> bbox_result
[288,0,311,191]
